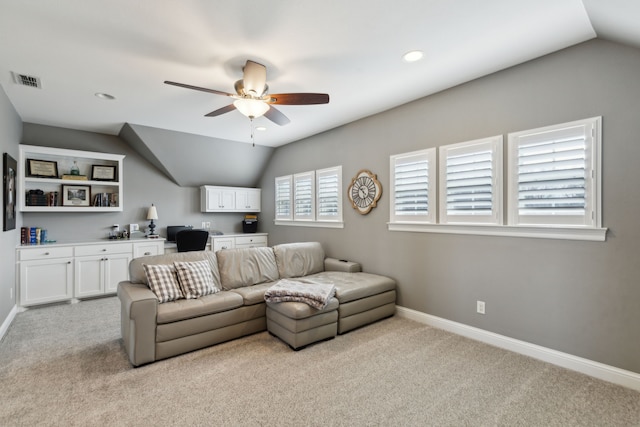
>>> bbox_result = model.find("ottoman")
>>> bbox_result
[266,297,339,350]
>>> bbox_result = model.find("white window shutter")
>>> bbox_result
[390,149,436,223]
[275,175,293,221]
[439,136,503,225]
[508,117,601,227]
[316,166,342,222]
[294,171,315,221]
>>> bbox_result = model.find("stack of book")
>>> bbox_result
[93,192,117,207]
[20,227,48,245]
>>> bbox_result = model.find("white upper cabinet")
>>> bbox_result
[201,186,261,213]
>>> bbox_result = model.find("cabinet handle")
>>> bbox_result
[102,248,107,252]
[44,252,50,255]
[67,261,71,264]
[144,252,151,256]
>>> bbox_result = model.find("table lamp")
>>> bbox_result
[147,204,158,237]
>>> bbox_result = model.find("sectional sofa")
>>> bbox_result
[117,242,397,366]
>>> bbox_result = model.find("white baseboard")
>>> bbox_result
[396,306,640,392]
[0,305,18,342]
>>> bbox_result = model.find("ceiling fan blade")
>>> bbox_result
[267,93,330,105]
[242,60,267,96]
[205,104,236,117]
[164,81,234,97]
[264,106,291,126]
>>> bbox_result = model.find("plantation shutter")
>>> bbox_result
[439,136,503,224]
[275,175,292,220]
[508,118,599,227]
[391,149,435,223]
[294,171,315,220]
[316,166,342,221]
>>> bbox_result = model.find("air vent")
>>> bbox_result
[12,72,41,89]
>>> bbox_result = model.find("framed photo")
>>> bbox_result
[3,153,17,231]
[62,185,91,207]
[91,165,116,181]
[27,158,58,178]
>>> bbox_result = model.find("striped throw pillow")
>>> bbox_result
[174,260,219,299]
[143,263,184,303]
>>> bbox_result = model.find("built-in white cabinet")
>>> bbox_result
[19,144,125,212]
[74,243,133,298]
[17,239,165,307]
[235,188,261,212]
[211,233,268,252]
[18,247,74,307]
[201,186,261,213]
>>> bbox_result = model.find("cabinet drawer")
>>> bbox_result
[133,242,163,258]
[19,246,74,261]
[235,235,267,246]
[74,243,133,256]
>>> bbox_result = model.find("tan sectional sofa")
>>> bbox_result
[117,242,396,366]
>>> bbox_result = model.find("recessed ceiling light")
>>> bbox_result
[95,92,115,100]
[402,50,424,63]
[256,126,267,131]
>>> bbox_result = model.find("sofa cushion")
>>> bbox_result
[228,283,273,306]
[298,271,396,304]
[217,247,280,290]
[174,260,220,299]
[156,291,244,324]
[273,242,325,278]
[130,251,221,289]
[143,264,184,303]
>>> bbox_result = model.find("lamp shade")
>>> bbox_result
[146,204,158,220]
[233,98,270,119]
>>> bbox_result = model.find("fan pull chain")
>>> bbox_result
[250,117,255,147]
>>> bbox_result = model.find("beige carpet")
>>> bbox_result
[1,297,639,426]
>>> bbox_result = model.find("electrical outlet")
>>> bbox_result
[477,300,486,314]
[201,221,207,229]
[205,221,211,229]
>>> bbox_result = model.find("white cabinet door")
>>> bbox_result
[75,256,104,298]
[75,251,132,297]
[104,253,132,293]
[235,189,261,212]
[20,257,73,306]
[203,187,236,212]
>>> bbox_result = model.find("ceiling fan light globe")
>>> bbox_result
[233,98,270,119]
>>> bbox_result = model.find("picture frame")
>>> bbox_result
[27,158,58,178]
[3,153,17,231]
[91,165,117,181]
[62,185,91,207]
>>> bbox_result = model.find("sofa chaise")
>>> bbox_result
[117,241,396,366]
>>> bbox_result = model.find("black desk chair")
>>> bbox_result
[175,229,209,252]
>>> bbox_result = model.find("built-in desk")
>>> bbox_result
[164,233,268,253]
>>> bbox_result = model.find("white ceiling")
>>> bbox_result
[1,0,639,147]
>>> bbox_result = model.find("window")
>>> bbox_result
[507,117,601,228]
[294,171,315,221]
[390,149,436,223]
[439,136,503,225]
[316,166,342,222]
[275,165,343,228]
[274,175,293,221]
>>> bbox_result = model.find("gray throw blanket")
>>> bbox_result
[264,279,336,310]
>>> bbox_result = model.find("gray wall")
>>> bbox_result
[20,124,248,241]
[0,86,22,326]
[258,39,640,374]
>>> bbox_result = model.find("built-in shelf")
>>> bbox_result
[19,145,125,213]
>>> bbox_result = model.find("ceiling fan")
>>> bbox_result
[164,60,329,126]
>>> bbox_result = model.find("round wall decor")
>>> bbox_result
[348,169,382,215]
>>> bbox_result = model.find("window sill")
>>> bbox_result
[275,220,344,229]
[387,222,607,241]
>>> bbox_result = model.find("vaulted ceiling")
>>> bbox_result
[1,0,639,151]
